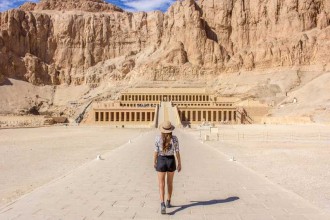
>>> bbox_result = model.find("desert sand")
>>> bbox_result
[1,125,330,213]
[2,129,330,219]
[0,126,145,207]
[187,124,330,211]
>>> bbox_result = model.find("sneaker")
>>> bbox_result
[166,200,171,208]
[161,202,166,214]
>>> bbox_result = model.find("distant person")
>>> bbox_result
[154,121,182,214]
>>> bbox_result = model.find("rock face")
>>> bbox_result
[19,0,123,12]
[0,0,329,85]
[0,72,4,84]
[199,0,330,70]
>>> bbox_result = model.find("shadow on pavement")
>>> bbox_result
[167,196,240,215]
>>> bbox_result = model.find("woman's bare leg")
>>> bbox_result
[166,172,175,201]
[157,172,166,202]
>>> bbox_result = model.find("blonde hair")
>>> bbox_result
[161,132,172,153]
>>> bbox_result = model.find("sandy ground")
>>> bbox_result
[186,124,330,211]
[0,126,145,207]
[1,124,330,213]
[0,115,46,128]
[0,79,54,114]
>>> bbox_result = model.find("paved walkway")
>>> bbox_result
[1,130,329,220]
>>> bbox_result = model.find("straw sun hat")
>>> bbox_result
[159,121,175,133]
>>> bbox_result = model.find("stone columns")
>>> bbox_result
[95,112,99,122]
[126,112,130,121]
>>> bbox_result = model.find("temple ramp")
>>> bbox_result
[156,102,165,128]
[168,105,182,128]
[158,102,182,128]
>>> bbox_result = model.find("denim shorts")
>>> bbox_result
[156,155,176,172]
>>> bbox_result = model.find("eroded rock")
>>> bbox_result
[0,0,329,85]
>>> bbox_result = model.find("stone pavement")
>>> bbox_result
[0,129,329,220]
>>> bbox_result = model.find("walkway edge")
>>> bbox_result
[181,129,330,216]
[0,129,149,212]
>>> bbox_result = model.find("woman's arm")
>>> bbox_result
[176,152,181,172]
[153,151,158,168]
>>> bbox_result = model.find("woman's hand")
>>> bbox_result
[153,152,158,169]
[177,163,181,172]
[176,152,182,172]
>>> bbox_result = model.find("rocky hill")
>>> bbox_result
[0,0,329,85]
[0,0,329,123]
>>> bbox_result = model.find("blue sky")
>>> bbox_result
[0,0,176,12]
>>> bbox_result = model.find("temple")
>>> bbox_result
[85,88,268,127]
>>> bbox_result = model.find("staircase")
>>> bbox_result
[74,100,93,124]
[236,107,253,124]
[156,102,182,128]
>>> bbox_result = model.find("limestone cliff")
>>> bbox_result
[20,0,123,12]
[0,0,329,85]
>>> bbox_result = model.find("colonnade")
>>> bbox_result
[120,102,233,107]
[121,94,210,102]
[120,103,157,107]
[175,103,233,107]
[93,91,240,125]
[178,109,237,122]
[95,111,155,122]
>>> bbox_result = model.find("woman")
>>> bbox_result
[154,121,182,214]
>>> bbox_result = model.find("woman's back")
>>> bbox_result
[154,134,179,156]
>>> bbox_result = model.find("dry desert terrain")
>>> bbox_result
[188,124,330,211]
[0,126,145,207]
[1,125,330,213]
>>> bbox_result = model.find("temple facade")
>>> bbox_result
[86,88,266,127]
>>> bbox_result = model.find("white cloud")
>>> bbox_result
[122,0,176,12]
[0,0,177,13]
